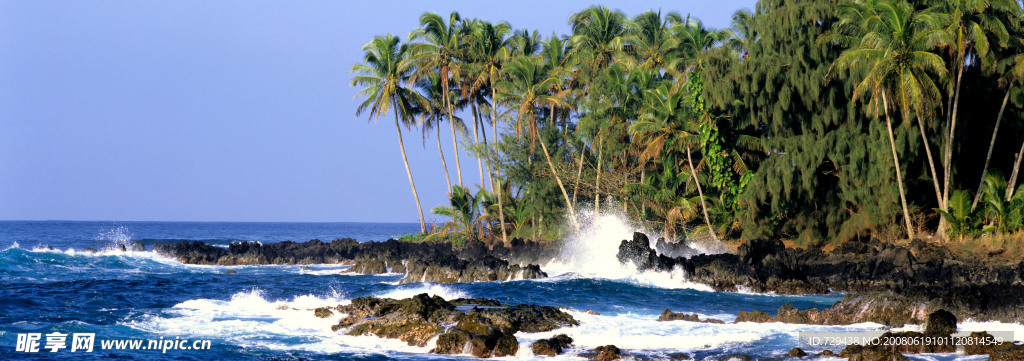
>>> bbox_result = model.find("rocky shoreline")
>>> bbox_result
[152,237,553,283]
[148,232,1024,359]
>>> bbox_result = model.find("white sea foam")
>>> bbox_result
[375,283,470,300]
[128,288,434,354]
[543,206,723,291]
[97,226,134,251]
[517,310,885,353]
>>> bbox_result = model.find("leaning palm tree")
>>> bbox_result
[829,0,950,240]
[497,56,579,229]
[934,0,1015,214]
[413,74,459,192]
[351,35,427,233]
[410,11,466,188]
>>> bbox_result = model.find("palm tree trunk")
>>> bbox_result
[971,88,1011,210]
[395,108,426,233]
[437,124,452,191]
[472,101,485,188]
[595,139,602,213]
[1008,139,1024,202]
[491,85,508,244]
[572,150,585,206]
[541,107,579,230]
[687,146,718,241]
[479,109,494,193]
[939,61,965,235]
[916,114,944,207]
[450,116,463,188]
[884,93,915,240]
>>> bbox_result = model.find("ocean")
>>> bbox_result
[0,219,1004,360]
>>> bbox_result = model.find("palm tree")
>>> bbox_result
[630,83,718,240]
[971,21,1024,208]
[466,20,513,244]
[722,9,759,59]
[497,56,579,229]
[351,35,427,233]
[413,74,462,192]
[410,11,466,189]
[829,0,950,240]
[569,6,628,73]
[625,10,681,70]
[934,0,1015,215]
[432,185,482,237]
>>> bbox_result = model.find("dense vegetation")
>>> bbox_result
[352,0,1024,245]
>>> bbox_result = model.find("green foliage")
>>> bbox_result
[355,1,1024,244]
[936,190,980,240]
[431,185,486,238]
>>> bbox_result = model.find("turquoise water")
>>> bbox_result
[0,221,978,360]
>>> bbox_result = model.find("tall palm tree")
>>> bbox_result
[410,11,466,188]
[351,35,427,233]
[467,20,513,244]
[630,83,717,240]
[414,74,465,192]
[934,0,1015,216]
[569,6,628,72]
[497,56,578,229]
[830,0,950,240]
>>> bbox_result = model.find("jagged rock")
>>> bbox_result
[313,307,333,318]
[658,309,725,323]
[615,234,1020,297]
[924,309,957,336]
[128,241,146,252]
[787,347,807,357]
[346,257,387,274]
[223,269,237,274]
[328,294,576,357]
[492,334,519,357]
[531,334,573,356]
[433,329,472,354]
[591,345,621,361]
[154,237,550,284]
[734,304,849,325]
[818,350,835,357]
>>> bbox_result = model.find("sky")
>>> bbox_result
[0,0,758,223]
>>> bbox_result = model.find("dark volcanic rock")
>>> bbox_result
[735,304,850,325]
[591,345,621,361]
[615,234,1019,295]
[658,309,725,323]
[531,334,573,356]
[924,309,957,336]
[154,237,550,284]
[787,347,807,357]
[327,293,576,358]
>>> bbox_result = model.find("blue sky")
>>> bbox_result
[0,0,757,222]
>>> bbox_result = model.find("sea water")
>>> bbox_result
[0,220,1004,360]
